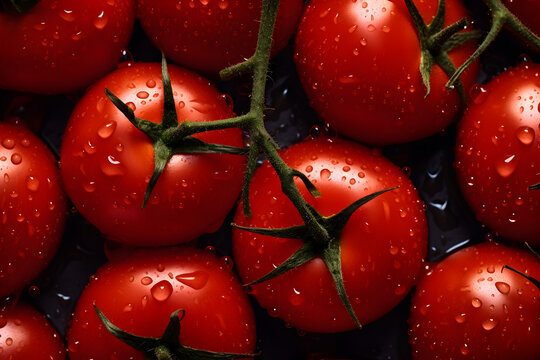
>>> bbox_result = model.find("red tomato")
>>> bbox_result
[233,136,428,333]
[502,0,539,37]
[0,302,66,359]
[60,63,245,246]
[67,246,256,359]
[409,242,540,359]
[136,0,304,74]
[0,122,67,298]
[0,0,135,94]
[294,0,479,144]
[455,63,540,246]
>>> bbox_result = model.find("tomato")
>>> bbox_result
[0,122,67,298]
[502,0,539,37]
[0,0,135,94]
[232,135,428,333]
[294,0,479,145]
[136,0,304,74]
[0,302,66,359]
[454,63,540,246]
[67,246,256,359]
[60,62,245,246]
[409,241,540,359]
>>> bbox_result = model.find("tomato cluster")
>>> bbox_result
[0,0,539,359]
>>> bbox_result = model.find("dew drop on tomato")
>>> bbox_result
[25,176,40,192]
[140,276,152,286]
[515,126,535,145]
[175,271,209,290]
[495,154,518,178]
[93,11,108,30]
[150,280,173,302]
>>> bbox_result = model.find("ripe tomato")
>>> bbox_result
[67,246,256,359]
[0,122,67,298]
[409,242,540,359]
[233,136,428,333]
[136,0,304,74]
[0,302,66,359]
[294,0,479,145]
[0,0,135,94]
[60,62,245,246]
[454,63,540,246]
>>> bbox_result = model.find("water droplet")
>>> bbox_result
[339,75,360,84]
[27,285,40,297]
[382,25,390,33]
[178,101,185,109]
[137,91,149,99]
[268,307,279,317]
[469,84,489,104]
[146,79,156,88]
[482,318,498,331]
[59,9,75,22]
[218,0,229,10]
[140,276,153,285]
[471,298,482,308]
[83,181,96,193]
[288,288,305,306]
[71,31,83,41]
[320,168,331,180]
[98,121,117,139]
[123,304,133,312]
[495,281,510,295]
[84,140,96,155]
[515,126,535,145]
[460,344,469,355]
[100,155,124,177]
[151,280,173,302]
[126,102,136,111]
[11,153,22,165]
[93,11,108,30]
[367,24,376,32]
[455,313,467,324]
[495,155,518,178]
[394,284,406,295]
[175,271,209,290]
[2,138,15,149]
[6,337,13,346]
[26,176,40,192]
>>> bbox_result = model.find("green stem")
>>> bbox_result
[447,0,540,88]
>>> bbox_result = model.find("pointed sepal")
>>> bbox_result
[94,306,258,360]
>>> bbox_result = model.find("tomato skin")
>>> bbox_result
[409,242,540,359]
[0,302,66,359]
[0,0,135,94]
[136,0,304,74]
[0,123,67,298]
[60,63,245,246]
[294,0,478,145]
[67,246,256,359]
[233,136,428,333]
[454,63,540,246]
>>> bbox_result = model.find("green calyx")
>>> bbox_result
[447,0,540,89]
[94,306,257,360]
[106,54,248,208]
[0,0,39,13]
[404,0,481,103]
[233,187,397,329]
